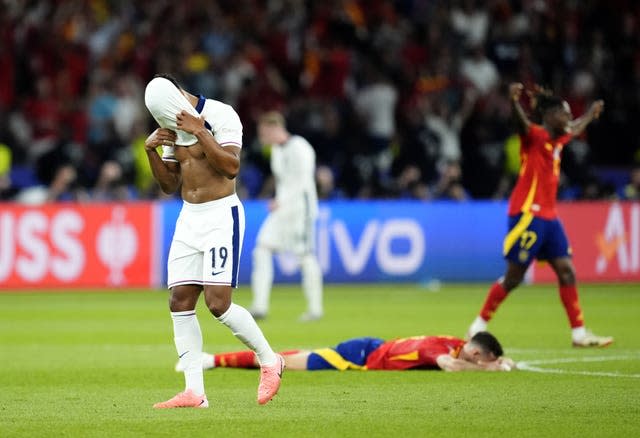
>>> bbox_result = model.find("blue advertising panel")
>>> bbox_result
[159,200,508,285]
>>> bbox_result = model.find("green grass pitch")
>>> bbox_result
[1,283,639,437]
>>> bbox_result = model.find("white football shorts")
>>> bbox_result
[167,194,245,288]
[255,206,316,256]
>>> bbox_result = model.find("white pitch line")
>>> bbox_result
[517,363,640,379]
[517,355,640,378]
[522,355,640,365]
[508,348,640,355]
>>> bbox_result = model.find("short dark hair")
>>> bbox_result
[470,331,504,357]
[533,93,564,119]
[154,73,181,90]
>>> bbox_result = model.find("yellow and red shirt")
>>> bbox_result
[365,336,465,370]
[507,124,572,219]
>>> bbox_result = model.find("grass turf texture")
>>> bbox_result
[1,283,639,437]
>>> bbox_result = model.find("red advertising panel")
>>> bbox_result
[0,203,157,289]
[531,202,640,282]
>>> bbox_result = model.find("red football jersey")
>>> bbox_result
[365,336,465,370]
[508,124,572,219]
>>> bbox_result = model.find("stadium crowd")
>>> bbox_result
[0,0,639,203]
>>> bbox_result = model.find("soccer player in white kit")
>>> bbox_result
[143,74,284,408]
[249,111,324,321]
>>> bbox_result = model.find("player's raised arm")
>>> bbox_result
[509,82,530,134]
[569,100,604,137]
[144,128,182,194]
[176,110,241,179]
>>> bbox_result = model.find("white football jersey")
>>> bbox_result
[271,135,318,218]
[145,77,199,146]
[198,98,243,149]
[144,77,243,162]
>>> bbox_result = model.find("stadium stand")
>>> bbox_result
[0,0,638,202]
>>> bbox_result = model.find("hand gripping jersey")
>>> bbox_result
[144,77,243,162]
[507,124,572,219]
[144,77,200,146]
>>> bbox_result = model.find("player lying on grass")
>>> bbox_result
[177,331,516,372]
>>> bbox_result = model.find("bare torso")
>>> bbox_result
[174,143,240,203]
[145,89,241,204]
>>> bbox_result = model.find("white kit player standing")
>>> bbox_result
[250,111,324,321]
[143,74,284,408]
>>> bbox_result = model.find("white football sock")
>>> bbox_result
[250,246,273,315]
[468,316,488,337]
[217,303,277,366]
[202,353,215,370]
[171,310,204,396]
[572,326,586,341]
[301,253,323,316]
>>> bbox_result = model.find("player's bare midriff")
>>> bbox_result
[175,143,236,203]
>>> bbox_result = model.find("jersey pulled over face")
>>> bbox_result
[508,124,572,219]
[144,77,200,146]
[145,77,244,203]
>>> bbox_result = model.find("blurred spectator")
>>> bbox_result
[391,95,439,196]
[87,74,117,146]
[222,51,256,107]
[460,44,499,98]
[425,89,476,169]
[460,86,511,199]
[21,76,61,161]
[113,74,144,143]
[493,133,521,200]
[0,142,12,199]
[450,0,489,48]
[394,165,430,200]
[432,161,469,201]
[559,138,600,200]
[352,66,398,196]
[91,160,132,201]
[316,164,344,200]
[622,167,640,200]
[19,127,85,203]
